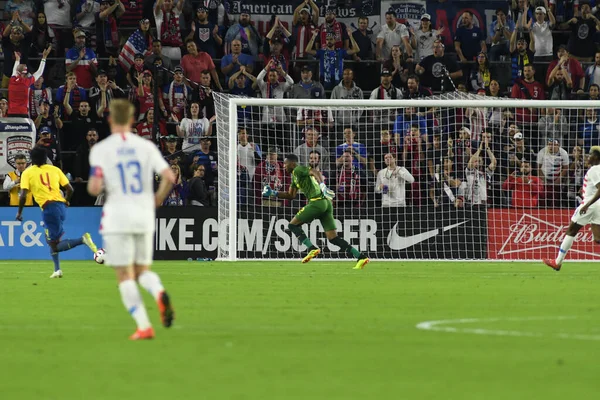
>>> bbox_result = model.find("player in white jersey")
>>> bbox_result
[87,99,176,340]
[543,146,600,271]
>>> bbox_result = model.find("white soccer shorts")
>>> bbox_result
[102,233,154,267]
[571,204,600,226]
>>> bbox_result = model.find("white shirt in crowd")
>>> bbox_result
[89,132,169,234]
[77,0,100,29]
[256,69,294,123]
[377,22,409,59]
[537,146,569,181]
[459,167,489,205]
[179,117,210,153]
[415,28,440,61]
[581,164,600,205]
[531,21,554,57]
[375,166,415,207]
[44,0,72,27]
[237,142,262,180]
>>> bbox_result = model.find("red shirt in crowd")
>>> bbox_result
[502,174,543,208]
[180,52,215,85]
[8,74,34,115]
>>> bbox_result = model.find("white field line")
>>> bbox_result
[416,316,600,341]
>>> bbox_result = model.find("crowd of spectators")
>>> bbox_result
[0,0,599,210]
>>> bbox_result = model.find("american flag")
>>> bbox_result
[118,29,152,71]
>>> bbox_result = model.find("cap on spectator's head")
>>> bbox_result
[514,132,524,140]
[381,68,392,76]
[301,65,312,73]
[139,18,150,24]
[517,36,527,43]
[548,138,560,145]
[270,36,282,45]
[558,44,569,52]
[460,127,472,137]
[200,136,212,142]
[267,146,279,154]
[74,29,86,38]
[11,26,23,34]
[0,97,7,103]
[97,69,107,76]
[326,6,336,14]
[421,13,431,20]
[40,127,51,135]
[165,135,178,142]
[535,6,547,14]
[174,66,184,73]
[134,53,144,60]
[39,99,50,106]
[143,69,152,76]
[197,6,208,12]
[300,7,310,14]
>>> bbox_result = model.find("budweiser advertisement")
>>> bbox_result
[487,209,600,260]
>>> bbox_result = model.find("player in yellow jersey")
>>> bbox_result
[16,147,98,278]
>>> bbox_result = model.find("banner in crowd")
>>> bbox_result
[0,119,36,182]
[487,209,600,260]
[236,206,487,259]
[228,0,382,37]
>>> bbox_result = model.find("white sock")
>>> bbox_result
[119,279,152,330]
[138,271,165,301]
[556,235,575,264]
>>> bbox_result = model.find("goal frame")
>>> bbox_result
[222,97,599,261]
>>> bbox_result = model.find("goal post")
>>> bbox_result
[214,92,600,262]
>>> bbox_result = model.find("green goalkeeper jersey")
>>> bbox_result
[292,165,323,201]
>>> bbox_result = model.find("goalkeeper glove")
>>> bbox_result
[319,182,335,200]
[262,185,278,198]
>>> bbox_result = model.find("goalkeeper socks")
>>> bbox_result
[56,238,84,252]
[138,271,165,301]
[330,236,362,259]
[556,235,575,264]
[119,279,151,330]
[50,252,60,272]
[288,224,315,248]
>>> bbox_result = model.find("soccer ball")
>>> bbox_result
[94,249,106,264]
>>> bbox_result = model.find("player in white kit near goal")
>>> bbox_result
[87,99,177,340]
[543,146,600,271]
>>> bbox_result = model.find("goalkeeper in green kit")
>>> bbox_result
[262,154,370,270]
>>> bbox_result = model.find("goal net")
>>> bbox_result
[214,92,598,262]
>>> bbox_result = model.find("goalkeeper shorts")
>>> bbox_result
[295,199,336,231]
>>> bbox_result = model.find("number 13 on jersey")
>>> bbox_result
[117,161,142,194]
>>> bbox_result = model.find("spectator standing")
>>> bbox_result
[30,12,52,57]
[253,147,288,207]
[1,24,30,88]
[416,40,463,92]
[488,8,515,62]
[5,0,35,28]
[547,64,573,100]
[294,127,330,168]
[118,18,153,72]
[454,11,486,64]
[457,140,496,207]
[57,73,88,119]
[34,99,62,135]
[66,29,98,89]
[470,52,494,92]
[136,69,166,120]
[255,61,294,124]
[511,64,545,126]
[509,28,535,85]
[537,108,570,146]
[289,65,325,99]
[335,127,368,171]
[306,28,360,90]
[7,48,50,117]
[375,153,414,207]
[369,68,403,125]
[95,0,122,57]
[377,10,412,61]
[580,108,600,152]
[383,45,410,88]
[177,101,213,154]
[546,45,585,93]
[319,6,348,50]
[2,153,33,206]
[414,13,443,62]
[568,145,585,206]
[163,164,187,206]
[75,0,100,33]
[220,39,254,82]
[502,160,543,207]
[89,69,126,121]
[115,0,143,30]
[28,76,52,119]
[330,67,364,127]
[186,5,222,58]
[528,3,556,64]
[560,0,600,62]
[144,40,173,88]
[237,128,262,180]
[291,0,318,77]
[36,126,61,165]
[224,10,262,57]
[585,51,600,89]
[368,129,401,172]
[163,65,191,121]
[135,108,166,142]
[351,16,376,89]
[154,0,184,60]
[196,70,218,120]
[72,128,98,184]
[187,165,210,206]
[43,0,72,55]
[64,101,97,148]
[335,150,366,209]
[506,132,537,174]
[537,138,569,207]
[227,66,256,123]
[182,40,222,90]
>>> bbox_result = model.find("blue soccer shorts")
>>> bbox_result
[42,202,67,242]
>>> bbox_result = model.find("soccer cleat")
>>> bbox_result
[82,233,98,253]
[543,258,561,271]
[302,248,321,263]
[157,291,175,328]
[129,327,155,340]
[353,257,370,270]
[50,270,63,278]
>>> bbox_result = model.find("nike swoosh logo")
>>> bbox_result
[387,221,469,250]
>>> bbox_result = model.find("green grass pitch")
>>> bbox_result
[1,260,599,399]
